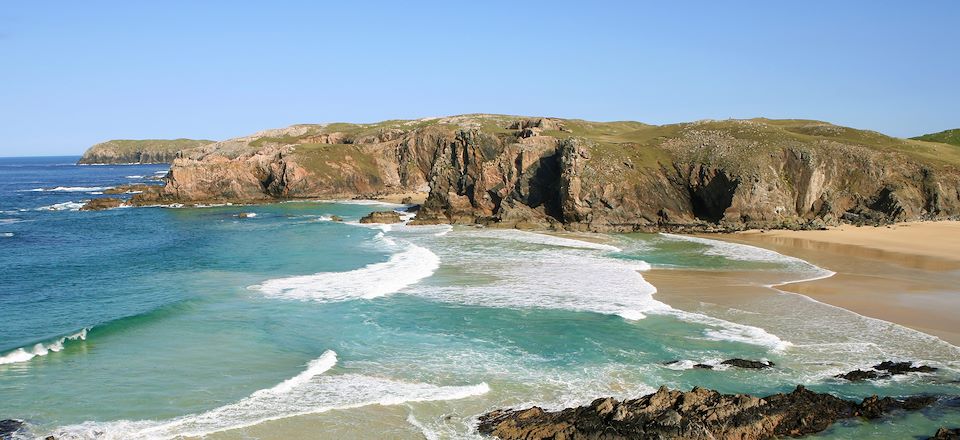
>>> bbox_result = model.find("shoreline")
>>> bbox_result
[701,222,960,346]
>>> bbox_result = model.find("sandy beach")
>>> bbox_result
[684,221,960,345]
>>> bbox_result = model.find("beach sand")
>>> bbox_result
[665,221,960,345]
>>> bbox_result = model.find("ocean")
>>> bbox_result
[1,156,958,439]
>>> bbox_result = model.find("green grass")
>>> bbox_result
[912,129,960,147]
[91,138,213,152]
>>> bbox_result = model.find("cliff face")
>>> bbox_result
[139,115,960,231]
[77,139,213,164]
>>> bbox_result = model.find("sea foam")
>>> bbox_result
[251,243,440,302]
[26,186,111,193]
[407,229,791,350]
[36,201,85,211]
[50,350,489,440]
[0,329,89,365]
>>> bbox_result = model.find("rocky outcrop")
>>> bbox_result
[720,359,775,369]
[80,197,123,211]
[359,210,403,224]
[0,419,24,440]
[836,361,938,381]
[477,385,937,440]
[133,115,960,231]
[77,139,212,164]
[930,427,960,439]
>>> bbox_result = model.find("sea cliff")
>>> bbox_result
[128,115,960,232]
[77,139,212,164]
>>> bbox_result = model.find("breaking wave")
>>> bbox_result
[0,329,89,365]
[250,243,440,302]
[50,350,489,440]
[26,186,111,192]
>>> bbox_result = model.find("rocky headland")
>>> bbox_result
[477,385,940,440]
[77,139,212,164]
[108,115,960,232]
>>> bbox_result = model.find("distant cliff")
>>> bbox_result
[129,115,960,232]
[77,139,212,164]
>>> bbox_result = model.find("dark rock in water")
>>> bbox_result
[359,210,402,224]
[0,419,24,439]
[477,385,936,440]
[836,369,887,381]
[836,361,938,381]
[80,197,124,211]
[720,358,774,369]
[329,215,344,222]
[403,204,421,213]
[930,427,960,439]
[875,361,938,374]
[693,363,714,370]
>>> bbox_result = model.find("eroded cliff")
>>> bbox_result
[134,115,960,231]
[78,139,213,164]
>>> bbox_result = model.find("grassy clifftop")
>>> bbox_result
[78,138,213,164]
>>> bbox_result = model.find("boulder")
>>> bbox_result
[930,427,960,439]
[359,210,402,224]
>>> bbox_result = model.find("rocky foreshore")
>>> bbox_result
[477,385,941,440]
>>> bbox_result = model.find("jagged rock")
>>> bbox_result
[359,210,402,224]
[836,369,886,381]
[693,363,714,369]
[721,359,775,369]
[0,419,24,439]
[237,212,257,218]
[477,385,937,440]
[836,361,938,381]
[80,198,123,211]
[329,215,344,222]
[875,361,938,374]
[930,427,960,439]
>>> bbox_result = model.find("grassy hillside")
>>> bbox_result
[911,129,960,147]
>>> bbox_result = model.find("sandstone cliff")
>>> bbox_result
[134,115,960,231]
[78,139,213,164]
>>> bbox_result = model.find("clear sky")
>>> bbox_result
[1,1,957,156]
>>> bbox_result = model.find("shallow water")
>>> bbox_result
[1,157,958,439]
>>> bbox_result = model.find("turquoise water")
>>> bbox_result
[1,157,958,439]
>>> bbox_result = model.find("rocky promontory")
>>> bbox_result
[114,115,960,232]
[77,139,212,164]
[477,385,938,440]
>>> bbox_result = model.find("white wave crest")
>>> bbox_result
[125,175,144,179]
[50,350,489,440]
[36,201,85,211]
[251,243,440,302]
[26,186,111,192]
[1,232,12,238]
[0,329,88,365]
[478,229,622,252]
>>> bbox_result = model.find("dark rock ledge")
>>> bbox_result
[836,361,938,382]
[478,385,938,440]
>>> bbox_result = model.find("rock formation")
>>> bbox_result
[836,361,938,381]
[477,385,937,440]
[77,139,212,164]
[117,115,960,232]
[930,427,960,439]
[359,210,403,224]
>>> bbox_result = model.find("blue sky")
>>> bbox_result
[1,1,957,156]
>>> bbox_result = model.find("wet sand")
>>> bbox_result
[688,222,960,345]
